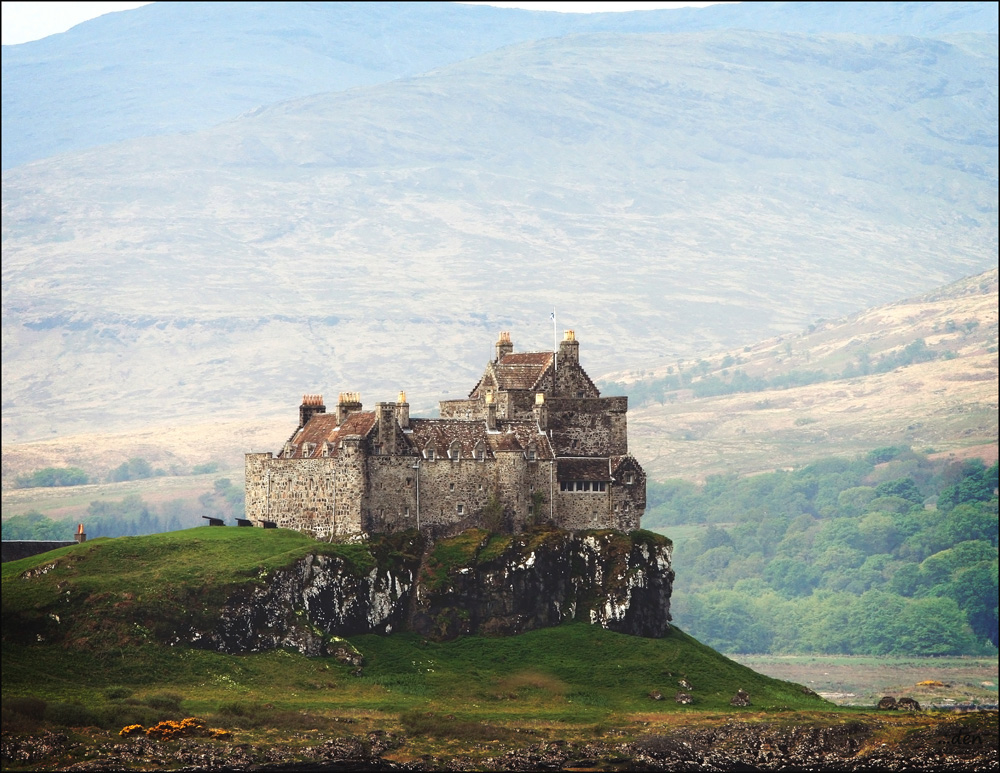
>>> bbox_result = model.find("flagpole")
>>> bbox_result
[552,309,557,374]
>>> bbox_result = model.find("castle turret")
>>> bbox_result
[299,394,326,428]
[558,330,579,365]
[336,392,362,425]
[395,391,409,429]
[496,331,513,361]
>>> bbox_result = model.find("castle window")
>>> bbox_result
[405,507,410,517]
[624,472,634,485]
[577,391,584,398]
[450,482,455,492]
[425,449,435,461]
[527,449,536,461]
[457,504,465,515]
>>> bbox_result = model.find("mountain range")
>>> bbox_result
[2,2,997,459]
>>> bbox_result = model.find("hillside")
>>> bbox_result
[2,270,995,498]
[3,1,995,169]
[2,528,996,771]
[615,269,998,481]
[3,29,997,445]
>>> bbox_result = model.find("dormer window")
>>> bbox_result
[449,440,462,460]
[474,441,486,461]
[425,448,435,461]
[527,449,536,461]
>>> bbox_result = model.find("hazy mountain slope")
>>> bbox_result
[2,1,996,169]
[3,31,997,442]
[1,272,995,495]
[622,270,998,480]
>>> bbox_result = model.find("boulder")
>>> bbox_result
[877,696,898,710]
[730,689,751,707]
[675,692,693,705]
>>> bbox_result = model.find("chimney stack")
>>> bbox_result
[336,392,362,425]
[395,390,410,429]
[533,392,548,431]
[485,389,497,431]
[299,394,326,428]
[496,331,513,361]
[558,329,579,365]
[74,523,87,544]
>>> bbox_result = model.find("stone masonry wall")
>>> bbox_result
[547,397,628,457]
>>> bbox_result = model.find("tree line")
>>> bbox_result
[2,479,245,541]
[603,338,952,406]
[14,459,222,488]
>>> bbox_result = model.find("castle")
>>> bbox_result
[245,331,646,537]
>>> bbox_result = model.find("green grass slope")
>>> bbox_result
[2,527,825,724]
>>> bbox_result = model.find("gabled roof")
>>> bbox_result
[494,352,554,390]
[611,455,644,478]
[287,411,377,458]
[471,351,554,396]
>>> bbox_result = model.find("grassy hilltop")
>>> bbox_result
[4,528,998,770]
[1,528,823,763]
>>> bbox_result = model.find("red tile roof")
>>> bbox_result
[287,411,377,458]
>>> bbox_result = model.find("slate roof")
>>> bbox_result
[557,457,612,482]
[493,352,553,390]
[408,419,554,460]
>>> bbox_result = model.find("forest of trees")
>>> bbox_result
[646,449,998,655]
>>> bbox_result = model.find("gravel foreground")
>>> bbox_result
[5,713,997,772]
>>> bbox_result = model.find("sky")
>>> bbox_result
[1,1,731,46]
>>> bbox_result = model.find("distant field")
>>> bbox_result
[730,655,998,707]
[1,469,244,522]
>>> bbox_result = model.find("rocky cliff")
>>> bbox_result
[172,528,673,655]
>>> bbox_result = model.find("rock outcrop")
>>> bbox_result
[171,528,673,654]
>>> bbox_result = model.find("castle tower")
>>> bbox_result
[299,394,326,428]
[558,330,579,365]
[336,392,362,425]
[496,331,513,361]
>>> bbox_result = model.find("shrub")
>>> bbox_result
[3,696,48,725]
[143,692,183,713]
[47,701,100,728]
[104,686,134,701]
